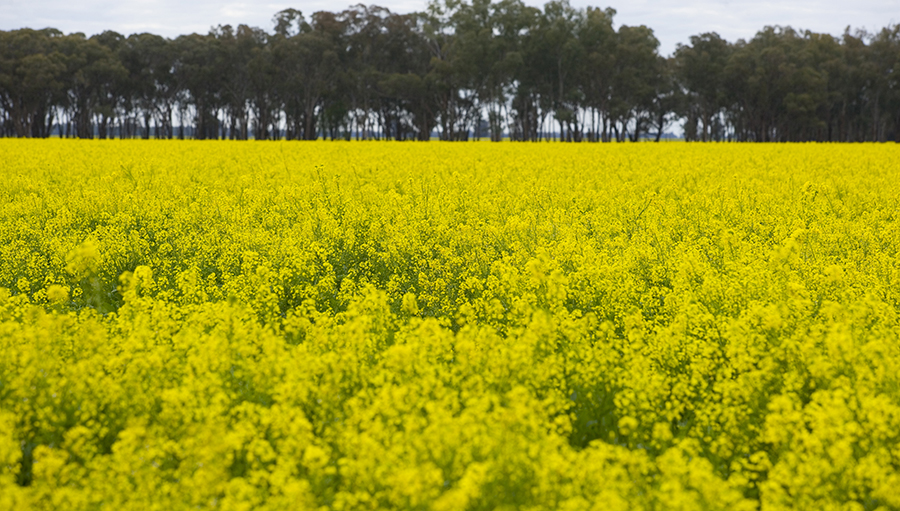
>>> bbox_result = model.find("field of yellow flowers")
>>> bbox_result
[1,139,899,510]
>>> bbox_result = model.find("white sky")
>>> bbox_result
[1,0,897,56]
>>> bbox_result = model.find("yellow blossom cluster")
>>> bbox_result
[1,139,899,510]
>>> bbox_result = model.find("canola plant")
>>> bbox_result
[1,139,899,510]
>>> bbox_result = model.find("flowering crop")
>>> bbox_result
[1,139,900,510]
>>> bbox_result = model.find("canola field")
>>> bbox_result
[1,139,900,510]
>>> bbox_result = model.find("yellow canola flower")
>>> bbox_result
[45,284,69,303]
[0,139,898,510]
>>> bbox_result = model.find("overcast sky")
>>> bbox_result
[2,0,897,56]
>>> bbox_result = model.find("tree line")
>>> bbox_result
[1,0,898,142]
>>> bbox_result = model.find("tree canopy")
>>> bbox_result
[1,0,898,141]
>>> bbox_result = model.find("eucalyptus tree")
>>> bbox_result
[0,28,66,137]
[337,5,432,140]
[479,0,537,141]
[446,0,495,139]
[58,33,127,139]
[837,29,879,142]
[375,10,437,140]
[272,10,339,140]
[174,32,225,139]
[339,5,384,139]
[578,6,616,141]
[534,0,584,141]
[88,31,130,138]
[801,32,844,141]
[312,10,353,140]
[725,27,830,141]
[496,0,542,141]
[609,24,661,141]
[423,0,481,140]
[647,57,681,141]
[212,25,253,139]
[242,25,279,140]
[871,25,900,141]
[674,32,731,141]
[120,32,177,138]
